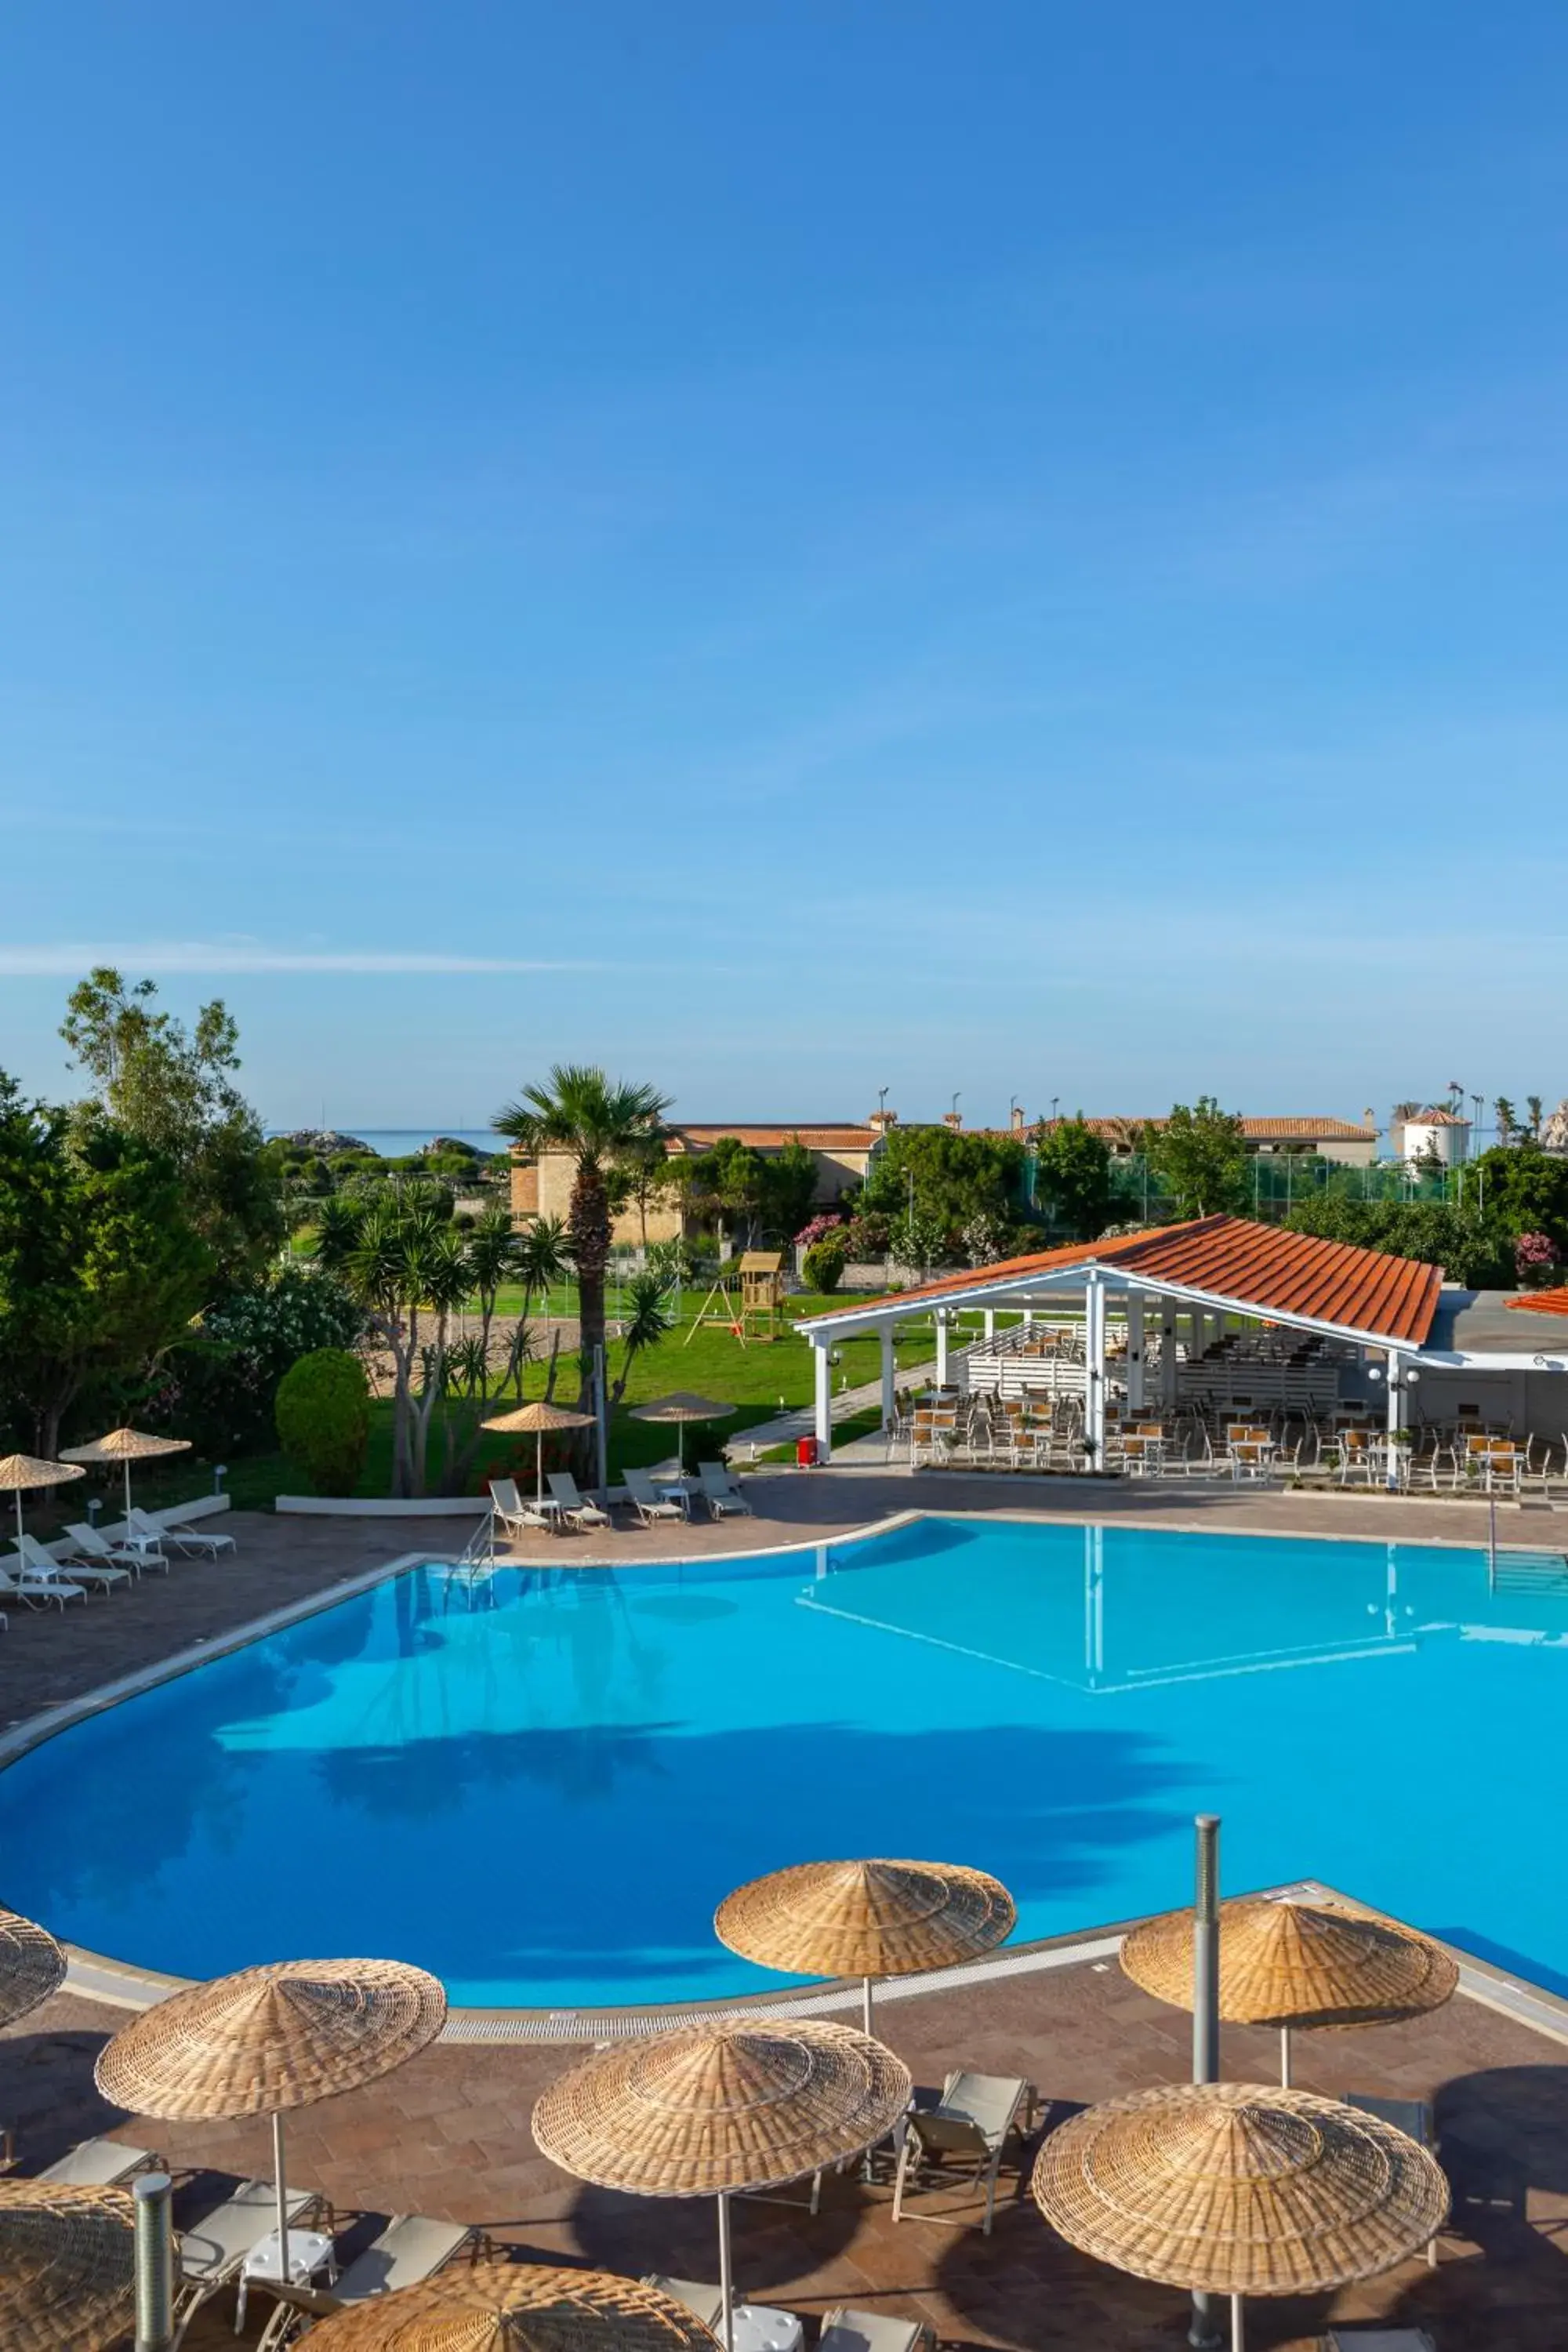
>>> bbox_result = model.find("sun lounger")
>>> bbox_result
[64,1520,158,1575]
[14,1530,130,1597]
[893,2071,1033,2236]
[547,1472,612,1530]
[38,2136,162,2186]
[0,1563,86,1611]
[1326,2334,1437,2351]
[698,1461,753,1518]
[624,1468,685,1526]
[129,1505,234,1557]
[173,2176,324,2345]
[487,1478,556,1538]
[819,2308,931,2352]
[642,2279,725,2328]
[253,2214,485,2348]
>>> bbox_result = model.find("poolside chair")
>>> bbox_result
[0,1562,86,1611]
[547,1471,612,1530]
[173,2176,327,2345]
[624,1467,686,1526]
[892,2071,1033,2236]
[38,2136,162,2186]
[129,1505,235,1557]
[699,1461,754,1518]
[1325,2335,1436,2351]
[252,2214,488,2348]
[819,2309,931,2352]
[642,2279,725,2328]
[64,1519,160,1575]
[13,1530,130,1598]
[487,1478,555,1539]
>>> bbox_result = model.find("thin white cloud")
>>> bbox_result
[0,942,595,976]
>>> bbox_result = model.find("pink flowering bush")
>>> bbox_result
[795,1212,848,1248]
[1515,1231,1559,1288]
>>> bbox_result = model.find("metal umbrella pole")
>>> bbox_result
[133,2170,175,2352]
[717,2187,735,2352]
[1189,1813,1222,2352]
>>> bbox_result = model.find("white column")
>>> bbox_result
[880,1326,896,1426]
[1161,1305,1179,1409]
[813,1340,833,1461]
[983,1308,996,1342]
[1385,1350,1403,1491]
[935,1311,949,1388]
[1127,1294,1145,1411]
[1085,1273,1107,1468]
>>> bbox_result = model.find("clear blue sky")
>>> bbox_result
[3,4,1565,1134]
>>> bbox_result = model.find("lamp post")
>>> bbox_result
[1367,1359,1421,1492]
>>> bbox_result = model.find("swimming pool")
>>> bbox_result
[3,1515,1565,2007]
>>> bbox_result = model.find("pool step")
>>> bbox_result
[1492,1551,1568,1596]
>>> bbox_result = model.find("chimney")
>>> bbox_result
[867,1109,898,1134]
[1011,1105,1026,1134]
[942,1109,963,1131]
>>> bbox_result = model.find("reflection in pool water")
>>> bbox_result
[2,1517,1564,2005]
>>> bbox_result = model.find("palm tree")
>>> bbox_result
[606,1272,677,1410]
[495,1069,670,1418]
[1528,1094,1544,1140]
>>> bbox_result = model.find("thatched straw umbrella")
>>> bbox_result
[1120,1897,1459,2085]
[0,1904,66,2028]
[1031,2079,1449,2352]
[715,1858,1015,2036]
[278,2261,724,2351]
[628,1394,735,1473]
[533,2017,911,2352]
[0,1455,85,1555]
[58,1427,191,1535]
[0,2176,136,2352]
[482,1400,597,1504]
[96,1958,445,2297]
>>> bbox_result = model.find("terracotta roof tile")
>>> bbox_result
[669,1124,877,1152]
[1507,1286,1568,1318]
[804,1214,1442,1348]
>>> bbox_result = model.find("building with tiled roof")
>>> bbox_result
[1030,1114,1379,1167]
[510,1117,887,1242]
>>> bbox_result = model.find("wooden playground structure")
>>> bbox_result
[684,1249,787,1345]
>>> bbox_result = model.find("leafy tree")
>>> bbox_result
[275,1348,371,1495]
[677,1134,768,1248]
[1467,1142,1568,1250]
[615,1133,677,1247]
[0,1076,213,1458]
[1144,1098,1249,1218]
[1527,1094,1544,1140]
[1033,1115,1113,1238]
[463,1207,517,1384]
[801,1237,848,1293]
[1494,1097,1519,1146]
[60,967,281,1284]
[860,1127,1025,1251]
[758,1137,820,1245]
[888,1205,950,1277]
[1283,1197,1512,1287]
[494,1068,670,1432]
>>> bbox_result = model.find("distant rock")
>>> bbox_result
[422,1135,488,1159]
[1543,1100,1568,1155]
[274,1129,374,1156]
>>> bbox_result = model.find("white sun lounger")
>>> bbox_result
[819,2308,931,2352]
[174,2177,323,2345]
[38,2136,161,2186]
[699,1461,753,1518]
[547,1472,612,1530]
[14,1531,130,1597]
[487,1478,555,1538]
[624,1468,685,1526]
[643,2279,725,2328]
[64,1519,158,1574]
[0,1563,85,1611]
[129,1506,234,1557]
[253,2215,485,2347]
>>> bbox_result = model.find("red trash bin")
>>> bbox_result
[796,1435,819,1468]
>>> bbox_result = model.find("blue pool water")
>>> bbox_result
[3,1518,1566,2007]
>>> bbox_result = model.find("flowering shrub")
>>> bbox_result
[151,1268,365,1454]
[1515,1231,1559,1288]
[844,1210,891,1259]
[795,1211,848,1249]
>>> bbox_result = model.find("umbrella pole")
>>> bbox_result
[862,1975,874,2038]
[1279,2024,1291,2088]
[12,1490,20,1551]
[717,2187,735,2352]
[1230,2292,1245,2352]
[273,2111,291,2297]
[536,1429,545,1507]
[124,1459,133,1538]
[1189,1814,1223,2351]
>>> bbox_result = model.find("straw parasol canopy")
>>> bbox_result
[96,1957,445,2296]
[0,2176,136,2352]
[279,2261,724,2352]
[1120,1898,1459,2085]
[0,1904,67,2028]
[715,1858,1015,2035]
[59,1426,191,1535]
[534,2017,911,2352]
[1033,2080,1448,2351]
[0,1454,85,1551]
[481,1399,597,1504]
[629,1393,736,1472]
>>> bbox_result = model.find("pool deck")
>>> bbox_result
[8,1927,1568,2350]
[0,1468,1555,1729]
[7,1476,1568,2347]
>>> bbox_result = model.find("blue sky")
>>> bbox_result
[3,3,1566,1134]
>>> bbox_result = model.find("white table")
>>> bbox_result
[236,2227,335,2328]
[728,2305,804,2352]
[652,1476,696,1515]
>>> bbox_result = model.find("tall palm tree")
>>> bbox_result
[494,1069,670,1417]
